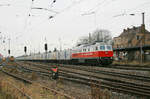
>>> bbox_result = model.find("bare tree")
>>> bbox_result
[77,29,112,46]
[92,29,112,44]
[77,36,89,46]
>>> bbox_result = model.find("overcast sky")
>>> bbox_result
[0,0,150,57]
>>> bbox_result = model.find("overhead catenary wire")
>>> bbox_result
[22,0,35,33]
[82,0,117,15]
[0,4,10,6]
[29,0,86,30]
[82,0,150,30]
[31,7,59,14]
[85,0,150,33]
[82,0,108,14]
[113,1,150,18]
[50,0,56,8]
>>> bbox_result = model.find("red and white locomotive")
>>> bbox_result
[17,42,113,65]
[71,42,113,65]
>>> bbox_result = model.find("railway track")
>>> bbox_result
[0,70,32,99]
[108,64,150,71]
[25,61,150,71]
[61,65,150,82]
[1,64,75,99]
[12,61,150,98]
[23,61,150,82]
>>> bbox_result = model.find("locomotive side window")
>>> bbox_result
[107,46,112,50]
[95,46,98,50]
[100,46,105,50]
[82,48,87,52]
[79,49,82,52]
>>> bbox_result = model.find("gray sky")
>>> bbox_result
[0,0,150,57]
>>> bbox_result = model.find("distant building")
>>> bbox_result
[0,53,3,58]
[0,53,3,61]
[113,24,150,49]
[113,24,150,61]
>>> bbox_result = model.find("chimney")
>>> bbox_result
[123,29,126,32]
[141,24,145,33]
[89,33,92,43]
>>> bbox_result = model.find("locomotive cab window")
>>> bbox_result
[106,46,112,50]
[100,46,105,50]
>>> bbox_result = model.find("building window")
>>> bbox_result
[136,35,140,40]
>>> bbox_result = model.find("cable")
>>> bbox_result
[50,0,56,8]
[31,7,58,14]
[87,0,108,13]
[29,0,86,30]
[113,1,150,18]
[82,0,114,15]
[0,4,10,6]
[22,0,35,34]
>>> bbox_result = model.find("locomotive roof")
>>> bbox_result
[76,42,107,47]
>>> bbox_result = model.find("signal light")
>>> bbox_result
[45,43,48,51]
[8,49,10,55]
[24,46,27,53]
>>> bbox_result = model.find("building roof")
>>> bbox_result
[119,25,150,37]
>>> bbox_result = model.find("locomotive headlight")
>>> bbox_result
[105,51,108,54]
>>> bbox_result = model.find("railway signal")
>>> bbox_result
[8,49,10,55]
[44,43,48,60]
[24,46,27,54]
[44,43,48,51]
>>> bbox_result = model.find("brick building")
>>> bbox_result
[113,25,150,48]
[113,24,150,61]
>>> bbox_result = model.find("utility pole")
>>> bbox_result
[142,12,145,63]
[89,33,91,43]
[97,32,99,42]
[129,12,145,63]
[140,12,145,63]
[142,12,145,46]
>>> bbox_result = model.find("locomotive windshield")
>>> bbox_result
[106,45,112,50]
[100,45,105,50]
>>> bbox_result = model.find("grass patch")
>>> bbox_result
[90,81,111,99]
[0,69,68,99]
